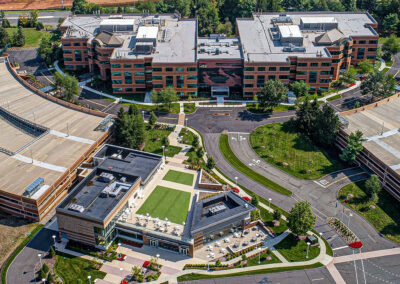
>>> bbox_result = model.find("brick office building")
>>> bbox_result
[60,12,378,98]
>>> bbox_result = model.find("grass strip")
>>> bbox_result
[219,134,292,196]
[1,224,44,284]
[177,262,324,282]
[326,94,342,101]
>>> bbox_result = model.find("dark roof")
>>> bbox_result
[94,31,123,46]
[315,28,345,45]
[190,191,256,235]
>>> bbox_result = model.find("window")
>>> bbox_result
[136,88,146,92]
[111,64,121,68]
[73,42,80,46]
[152,76,162,80]
[145,62,151,66]
[257,75,265,87]
[166,67,173,72]
[153,84,163,88]
[268,75,275,80]
[134,72,145,76]
[187,67,197,71]
[368,48,377,51]
[134,64,144,68]
[100,61,109,65]
[269,67,276,71]
[330,51,341,55]
[63,42,71,46]
[188,92,197,96]
[244,92,253,96]
[125,72,132,79]
[112,80,122,84]
[65,65,73,68]
[321,63,331,67]
[353,40,357,44]
[112,72,121,76]
[320,71,330,75]
[135,80,145,84]
[83,43,87,46]
[125,79,132,84]
[244,84,253,88]
[367,55,376,59]
[153,67,162,72]
[296,71,306,75]
[290,61,297,65]
[74,50,82,61]
[63,50,72,54]
[258,67,266,71]
[310,63,318,67]
[279,67,290,71]
[357,48,365,59]
[309,71,317,83]
[177,75,184,88]
[297,63,307,67]
[244,67,254,71]
[145,70,152,73]
[166,76,173,86]
[113,88,123,92]
[64,58,72,61]
[187,84,197,88]
[124,64,131,68]
[359,40,366,44]
[332,59,340,63]
[187,75,197,80]
[369,40,378,44]
[279,75,288,79]
[320,79,331,83]
[125,88,133,92]
[244,75,254,79]
[176,67,184,72]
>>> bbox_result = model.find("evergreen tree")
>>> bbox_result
[49,246,56,258]
[149,111,157,126]
[13,26,25,47]
[196,147,204,158]
[1,11,11,28]
[382,36,400,59]
[312,104,340,146]
[295,97,319,136]
[0,26,9,47]
[273,210,282,221]
[361,70,396,99]
[47,273,55,283]
[340,130,365,164]
[382,13,399,35]
[250,193,259,207]
[128,103,139,116]
[365,174,381,200]
[198,1,220,36]
[206,155,215,169]
[192,135,199,148]
[29,9,39,27]
[290,80,309,97]
[132,112,146,149]
[42,263,49,274]
[342,0,356,11]
[37,34,52,61]
[287,201,316,236]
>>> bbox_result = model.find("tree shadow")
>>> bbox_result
[237,110,272,122]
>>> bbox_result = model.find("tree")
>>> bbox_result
[382,13,399,35]
[37,34,52,63]
[47,273,55,283]
[339,69,356,85]
[206,155,215,169]
[159,87,178,111]
[29,10,39,27]
[236,0,256,18]
[287,201,316,236]
[250,193,259,207]
[13,26,25,47]
[197,147,204,158]
[340,130,365,164]
[365,174,381,200]
[61,74,79,101]
[382,36,400,59]
[327,0,345,11]
[192,135,199,148]
[361,70,396,99]
[132,112,146,149]
[290,80,309,97]
[149,111,157,126]
[273,210,282,221]
[39,269,46,280]
[42,263,49,273]
[0,26,9,47]
[259,80,288,110]
[72,0,88,14]
[198,2,220,36]
[49,246,56,258]
[113,106,146,149]
[342,0,356,11]
[312,104,340,146]
[1,11,10,28]
[357,60,374,75]
[295,97,319,137]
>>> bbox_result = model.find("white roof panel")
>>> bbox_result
[137,26,159,39]
[278,25,302,38]
[301,17,337,24]
[100,19,135,26]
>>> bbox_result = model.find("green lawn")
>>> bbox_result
[139,103,180,114]
[163,169,194,186]
[247,250,281,266]
[382,67,390,73]
[219,134,292,196]
[275,234,320,262]
[258,206,288,235]
[327,94,342,101]
[54,252,106,283]
[250,123,346,180]
[339,181,400,244]
[136,186,191,224]
[6,28,49,48]
[179,127,196,145]
[144,127,181,157]
[246,103,296,114]
[184,103,197,114]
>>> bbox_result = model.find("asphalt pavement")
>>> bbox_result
[5,11,71,27]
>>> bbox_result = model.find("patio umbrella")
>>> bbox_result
[146,213,149,217]
[165,217,168,221]
[167,221,171,227]
[182,222,186,226]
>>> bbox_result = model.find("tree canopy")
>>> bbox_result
[365,174,381,201]
[382,36,400,58]
[360,70,396,99]
[114,106,146,149]
[259,80,288,109]
[53,72,79,102]
[340,130,365,164]
[288,201,316,236]
[290,80,310,98]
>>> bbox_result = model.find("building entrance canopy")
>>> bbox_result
[211,86,229,97]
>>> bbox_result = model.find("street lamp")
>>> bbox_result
[119,267,123,276]
[88,275,92,284]
[142,111,145,120]
[162,145,165,160]
[52,235,56,246]
[38,253,42,268]
[268,198,272,209]
[185,118,188,128]
[42,278,46,284]
[348,213,353,228]
[234,176,238,186]
[258,247,262,264]
[306,242,311,259]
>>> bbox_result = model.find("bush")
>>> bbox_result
[241,254,247,261]
[42,263,49,274]
[39,269,47,280]
[206,155,215,169]
[47,273,55,283]
[273,210,281,221]
[49,246,56,258]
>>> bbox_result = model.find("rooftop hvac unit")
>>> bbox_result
[69,203,85,213]
[99,172,114,183]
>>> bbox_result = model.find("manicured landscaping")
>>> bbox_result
[275,234,320,262]
[177,263,324,281]
[6,28,49,48]
[139,103,180,114]
[136,186,191,224]
[338,181,400,244]
[184,103,196,114]
[54,252,106,283]
[258,206,288,235]
[179,127,196,145]
[219,134,292,196]
[326,94,342,101]
[122,93,145,102]
[247,250,281,266]
[163,169,194,186]
[144,126,181,157]
[250,123,346,180]
[381,67,390,73]
[246,103,296,114]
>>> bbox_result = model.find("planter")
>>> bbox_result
[327,217,359,245]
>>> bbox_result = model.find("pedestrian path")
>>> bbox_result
[333,247,400,264]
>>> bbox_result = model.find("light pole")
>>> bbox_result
[156,253,160,268]
[258,247,262,264]
[268,198,272,210]
[42,278,46,284]
[142,111,145,120]
[348,213,353,228]
[234,176,238,186]
[162,145,165,161]
[38,253,42,268]
[88,275,92,284]
[185,118,188,128]
[52,235,56,246]
[306,242,311,259]
[119,267,123,276]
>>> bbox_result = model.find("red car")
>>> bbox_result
[242,196,251,201]
[232,187,240,193]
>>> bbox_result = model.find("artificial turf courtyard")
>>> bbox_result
[163,169,194,186]
[136,186,191,224]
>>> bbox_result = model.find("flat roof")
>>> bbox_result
[342,96,400,175]
[237,12,377,62]
[300,17,337,24]
[100,18,135,26]
[137,26,158,39]
[197,37,242,60]
[279,25,302,38]
[0,62,106,197]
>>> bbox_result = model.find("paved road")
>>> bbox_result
[5,11,70,27]
[180,266,336,284]
[7,227,58,284]
[388,52,400,79]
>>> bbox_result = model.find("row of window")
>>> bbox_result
[353,40,378,44]
[63,42,87,47]
[110,64,198,72]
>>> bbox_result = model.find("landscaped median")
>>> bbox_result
[219,134,292,196]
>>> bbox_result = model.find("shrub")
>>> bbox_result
[42,263,49,274]
[47,273,55,283]
[273,210,281,221]
[49,246,56,258]
[241,254,247,261]
[39,269,47,280]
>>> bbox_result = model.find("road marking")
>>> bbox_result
[311,278,325,281]
[324,172,367,188]
[267,114,295,119]
[50,129,94,144]
[367,234,376,243]
[333,245,349,251]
